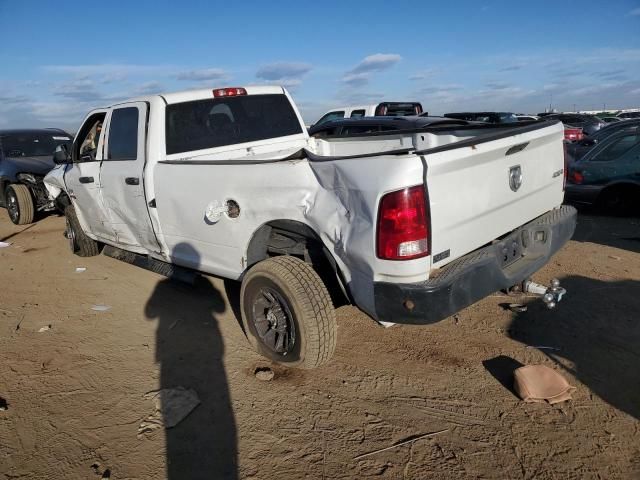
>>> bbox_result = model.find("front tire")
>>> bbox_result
[5,184,34,225]
[64,205,100,257]
[240,256,337,369]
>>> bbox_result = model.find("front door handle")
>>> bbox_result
[125,177,140,185]
[79,176,94,184]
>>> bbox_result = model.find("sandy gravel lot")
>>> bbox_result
[0,210,639,479]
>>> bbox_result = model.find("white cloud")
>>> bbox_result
[176,68,230,82]
[628,7,640,16]
[350,53,402,74]
[256,62,312,81]
[342,53,402,86]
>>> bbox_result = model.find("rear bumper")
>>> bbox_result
[564,184,602,205]
[372,205,577,325]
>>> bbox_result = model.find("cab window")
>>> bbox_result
[74,113,106,162]
[350,109,366,118]
[107,107,139,160]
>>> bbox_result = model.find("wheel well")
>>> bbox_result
[246,220,350,306]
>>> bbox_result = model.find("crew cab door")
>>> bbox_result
[65,110,116,241]
[100,102,159,252]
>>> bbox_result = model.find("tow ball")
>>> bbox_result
[523,278,566,309]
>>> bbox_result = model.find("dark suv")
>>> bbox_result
[440,112,519,124]
[542,114,605,136]
[0,128,73,224]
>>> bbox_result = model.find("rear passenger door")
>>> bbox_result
[99,102,160,252]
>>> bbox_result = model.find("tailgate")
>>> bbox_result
[424,121,566,268]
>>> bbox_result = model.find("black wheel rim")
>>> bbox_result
[6,190,19,223]
[251,287,296,355]
[65,216,76,252]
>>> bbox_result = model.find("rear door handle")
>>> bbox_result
[79,176,94,184]
[125,177,140,185]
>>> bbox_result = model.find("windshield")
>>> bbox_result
[0,132,72,157]
[165,94,303,155]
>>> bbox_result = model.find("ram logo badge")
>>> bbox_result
[509,165,523,192]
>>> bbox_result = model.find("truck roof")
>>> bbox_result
[107,85,287,108]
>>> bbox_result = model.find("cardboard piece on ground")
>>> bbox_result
[514,364,575,404]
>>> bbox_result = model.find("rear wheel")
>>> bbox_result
[240,256,337,369]
[5,184,34,225]
[597,185,639,215]
[64,205,100,257]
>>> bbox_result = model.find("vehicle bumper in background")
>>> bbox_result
[372,205,578,325]
[564,184,602,205]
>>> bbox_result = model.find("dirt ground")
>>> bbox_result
[0,209,639,480]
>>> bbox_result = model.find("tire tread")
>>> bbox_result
[65,205,100,257]
[242,256,337,369]
[8,184,34,225]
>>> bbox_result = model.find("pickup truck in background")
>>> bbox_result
[45,85,576,369]
[313,101,424,126]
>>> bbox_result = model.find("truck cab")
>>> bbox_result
[313,102,424,126]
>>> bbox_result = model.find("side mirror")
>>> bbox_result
[53,144,71,164]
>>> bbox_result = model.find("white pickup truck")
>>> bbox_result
[45,85,576,369]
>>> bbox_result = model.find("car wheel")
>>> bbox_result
[64,205,100,257]
[5,184,35,225]
[240,256,337,369]
[597,186,638,215]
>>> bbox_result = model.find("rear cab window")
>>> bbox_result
[166,94,303,155]
[350,109,366,118]
[376,103,422,116]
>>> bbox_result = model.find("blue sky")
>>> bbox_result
[1,0,639,130]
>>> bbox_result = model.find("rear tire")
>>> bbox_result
[64,205,100,257]
[240,256,337,369]
[5,184,34,225]
[597,186,639,215]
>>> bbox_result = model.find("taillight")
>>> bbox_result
[563,143,568,191]
[213,87,247,98]
[569,170,584,184]
[377,185,430,260]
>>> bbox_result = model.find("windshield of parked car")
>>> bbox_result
[165,94,303,155]
[0,132,72,157]
[498,113,518,123]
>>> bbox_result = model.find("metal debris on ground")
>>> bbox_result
[254,367,275,381]
[38,325,52,333]
[75,267,87,273]
[354,429,449,460]
[508,303,528,313]
[0,241,11,248]
[91,305,111,312]
[137,387,200,438]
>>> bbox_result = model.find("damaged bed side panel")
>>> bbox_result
[151,153,427,317]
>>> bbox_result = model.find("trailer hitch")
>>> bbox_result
[523,278,566,309]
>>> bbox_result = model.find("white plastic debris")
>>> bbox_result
[38,325,52,333]
[0,242,11,248]
[75,267,87,273]
[137,387,200,438]
[91,305,111,312]
[254,367,275,381]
